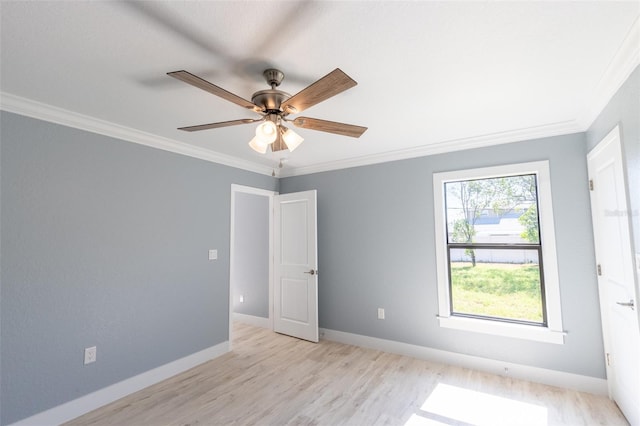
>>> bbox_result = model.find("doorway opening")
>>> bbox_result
[229,184,276,349]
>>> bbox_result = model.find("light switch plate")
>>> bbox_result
[208,249,218,260]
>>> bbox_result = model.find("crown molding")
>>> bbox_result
[3,14,637,180]
[0,92,274,176]
[578,15,640,130]
[279,119,582,177]
[281,16,639,178]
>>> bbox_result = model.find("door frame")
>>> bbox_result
[587,125,640,410]
[229,184,277,350]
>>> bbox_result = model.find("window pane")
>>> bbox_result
[445,175,539,245]
[449,248,543,323]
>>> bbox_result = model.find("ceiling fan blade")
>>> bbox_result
[168,70,262,112]
[292,117,367,138]
[280,68,357,114]
[178,118,260,132]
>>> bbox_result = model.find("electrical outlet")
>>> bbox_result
[377,308,385,320]
[208,249,218,260]
[84,346,97,365]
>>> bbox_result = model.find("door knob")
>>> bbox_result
[616,299,635,310]
[304,269,318,276]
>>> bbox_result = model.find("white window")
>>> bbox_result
[433,161,565,344]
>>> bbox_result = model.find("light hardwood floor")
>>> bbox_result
[67,323,628,426]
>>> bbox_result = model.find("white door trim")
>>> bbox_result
[587,125,640,424]
[229,184,277,350]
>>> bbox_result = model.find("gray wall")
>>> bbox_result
[3,66,636,424]
[281,132,605,378]
[232,192,269,318]
[586,66,639,289]
[0,112,277,425]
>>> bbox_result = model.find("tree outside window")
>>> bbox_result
[444,174,545,324]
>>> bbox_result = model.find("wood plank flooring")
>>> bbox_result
[66,323,628,425]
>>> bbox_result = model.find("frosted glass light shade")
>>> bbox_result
[255,121,277,143]
[249,136,269,154]
[282,127,304,152]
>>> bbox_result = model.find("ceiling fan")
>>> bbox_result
[167,68,367,154]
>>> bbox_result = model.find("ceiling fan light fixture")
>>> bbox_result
[248,136,269,154]
[281,126,304,152]
[255,120,278,144]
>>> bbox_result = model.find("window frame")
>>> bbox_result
[433,161,565,344]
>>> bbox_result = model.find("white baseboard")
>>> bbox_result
[233,312,271,329]
[320,328,608,396]
[10,341,229,426]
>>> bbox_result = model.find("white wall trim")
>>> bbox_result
[279,120,582,177]
[0,89,582,180]
[0,92,273,176]
[587,124,622,161]
[232,313,271,329]
[579,16,640,130]
[436,316,566,344]
[230,184,277,198]
[320,328,607,396]
[9,341,229,426]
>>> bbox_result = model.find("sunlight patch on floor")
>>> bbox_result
[404,413,451,426]
[405,383,548,426]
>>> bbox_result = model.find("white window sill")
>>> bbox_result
[438,315,566,344]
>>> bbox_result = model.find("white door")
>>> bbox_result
[588,126,640,425]
[274,190,319,342]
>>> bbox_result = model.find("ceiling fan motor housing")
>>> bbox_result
[251,89,291,114]
[252,69,291,114]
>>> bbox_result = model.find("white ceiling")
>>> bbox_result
[1,1,639,176]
